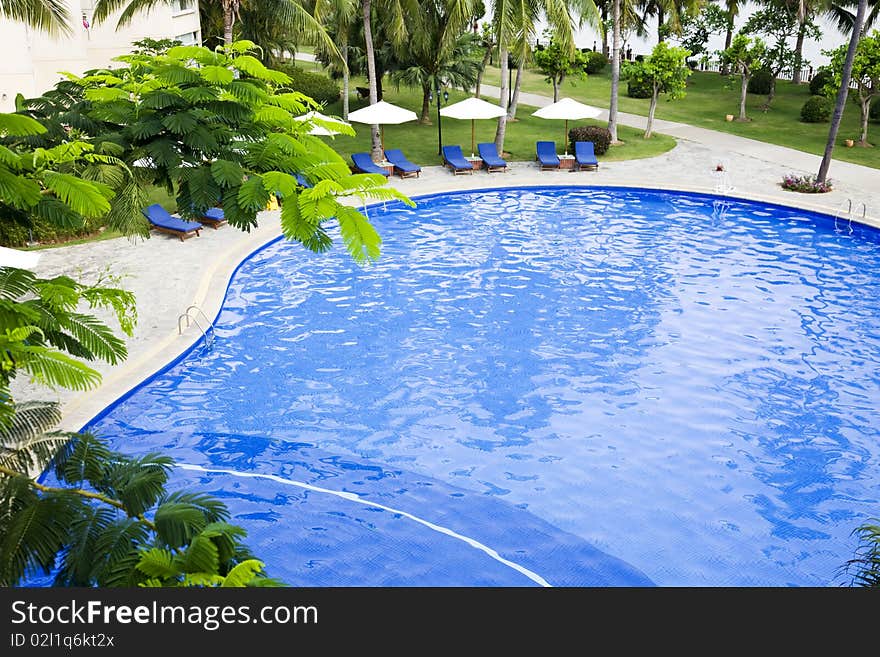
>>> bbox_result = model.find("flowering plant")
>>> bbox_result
[781,173,833,193]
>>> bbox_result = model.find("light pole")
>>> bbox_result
[431,79,449,157]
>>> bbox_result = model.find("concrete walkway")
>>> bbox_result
[11,103,880,433]
[480,83,880,190]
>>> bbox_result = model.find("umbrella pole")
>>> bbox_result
[471,120,476,158]
[563,120,569,155]
[380,125,385,157]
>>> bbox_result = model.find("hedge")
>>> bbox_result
[273,63,341,106]
[568,126,612,156]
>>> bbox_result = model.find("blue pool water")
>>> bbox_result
[83,186,879,587]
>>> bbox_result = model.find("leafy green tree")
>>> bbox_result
[670,2,728,67]
[743,3,819,106]
[639,0,703,42]
[315,0,359,119]
[824,29,880,145]
[21,41,410,262]
[0,425,281,587]
[721,33,767,121]
[623,41,691,137]
[534,39,590,101]
[0,0,69,34]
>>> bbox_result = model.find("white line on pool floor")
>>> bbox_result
[176,462,552,587]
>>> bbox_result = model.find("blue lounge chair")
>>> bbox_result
[536,141,561,171]
[295,172,312,188]
[197,207,227,229]
[351,152,391,176]
[384,149,421,178]
[142,204,203,241]
[574,141,599,171]
[477,142,507,173]
[442,145,474,175]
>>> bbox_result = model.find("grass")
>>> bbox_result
[480,65,880,169]
[322,79,676,165]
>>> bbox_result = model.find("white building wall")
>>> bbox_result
[0,0,201,112]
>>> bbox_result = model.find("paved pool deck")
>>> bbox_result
[12,123,880,434]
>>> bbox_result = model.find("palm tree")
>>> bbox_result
[639,0,703,41]
[490,0,597,153]
[0,0,69,34]
[717,0,740,74]
[316,0,358,118]
[608,0,622,142]
[358,0,416,161]
[817,0,868,183]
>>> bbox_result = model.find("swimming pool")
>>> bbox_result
[85,186,880,587]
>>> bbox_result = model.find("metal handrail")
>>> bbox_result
[177,304,215,347]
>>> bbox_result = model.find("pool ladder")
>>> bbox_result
[178,304,215,347]
[834,199,867,233]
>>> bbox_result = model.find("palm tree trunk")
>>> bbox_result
[420,83,432,123]
[494,46,509,153]
[601,4,609,56]
[721,19,734,75]
[608,0,621,143]
[657,8,665,42]
[792,22,807,84]
[508,61,524,120]
[223,1,236,45]
[818,0,867,183]
[342,42,350,120]
[475,45,493,97]
[362,0,383,161]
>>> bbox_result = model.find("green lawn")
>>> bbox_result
[321,81,676,166]
[479,65,880,169]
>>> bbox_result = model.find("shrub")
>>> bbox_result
[781,173,832,193]
[747,68,773,95]
[800,95,832,123]
[810,67,834,97]
[274,63,341,105]
[870,100,879,123]
[583,51,608,74]
[627,77,653,99]
[0,213,105,248]
[568,125,612,155]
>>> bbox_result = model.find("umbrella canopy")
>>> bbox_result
[347,101,418,155]
[440,97,506,157]
[0,245,41,270]
[532,98,604,154]
[293,111,351,136]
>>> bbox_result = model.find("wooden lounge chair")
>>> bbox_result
[351,152,391,176]
[574,141,599,171]
[197,207,227,229]
[442,145,474,175]
[384,149,421,178]
[477,142,508,173]
[536,141,561,171]
[142,204,203,241]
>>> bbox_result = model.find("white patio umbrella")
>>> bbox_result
[346,100,418,156]
[532,98,603,154]
[0,245,41,270]
[293,111,350,136]
[439,97,506,157]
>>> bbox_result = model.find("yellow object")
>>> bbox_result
[265,195,279,211]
